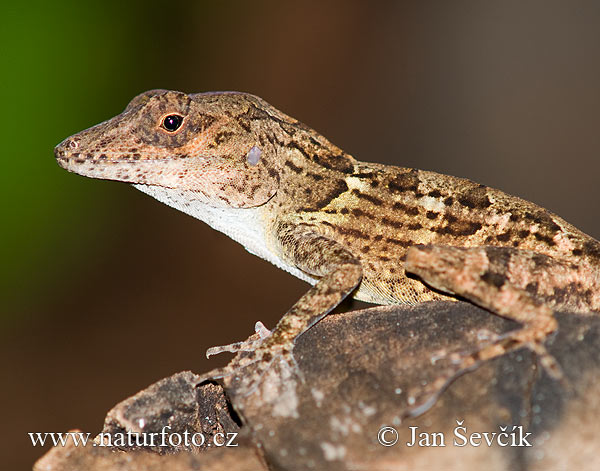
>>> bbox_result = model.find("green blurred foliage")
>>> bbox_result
[0,1,142,323]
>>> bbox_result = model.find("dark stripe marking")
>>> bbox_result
[351,189,384,206]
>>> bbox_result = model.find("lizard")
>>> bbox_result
[55,89,600,402]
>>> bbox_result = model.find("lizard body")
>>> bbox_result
[55,90,600,399]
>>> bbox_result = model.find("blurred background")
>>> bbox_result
[2,1,600,468]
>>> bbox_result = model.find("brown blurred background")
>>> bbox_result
[2,1,600,468]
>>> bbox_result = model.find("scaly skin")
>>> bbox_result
[55,89,600,402]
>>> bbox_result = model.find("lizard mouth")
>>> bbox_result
[54,136,135,183]
[54,134,139,182]
[54,139,191,187]
[55,151,136,182]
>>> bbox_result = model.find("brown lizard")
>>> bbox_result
[55,89,600,402]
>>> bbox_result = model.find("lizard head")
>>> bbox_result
[55,89,288,208]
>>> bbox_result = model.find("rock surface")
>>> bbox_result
[35,302,600,470]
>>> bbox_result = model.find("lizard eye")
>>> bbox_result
[161,114,183,132]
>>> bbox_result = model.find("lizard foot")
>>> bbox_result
[210,340,303,398]
[206,325,303,398]
[405,328,567,418]
[453,326,565,382]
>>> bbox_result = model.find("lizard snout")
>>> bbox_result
[54,138,75,168]
[55,137,79,154]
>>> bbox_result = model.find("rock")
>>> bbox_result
[33,435,264,471]
[100,371,240,454]
[34,302,600,470]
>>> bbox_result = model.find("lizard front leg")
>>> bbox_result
[208,221,363,397]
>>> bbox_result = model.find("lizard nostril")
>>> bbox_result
[68,138,79,149]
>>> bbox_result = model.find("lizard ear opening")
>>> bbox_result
[246,146,262,166]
